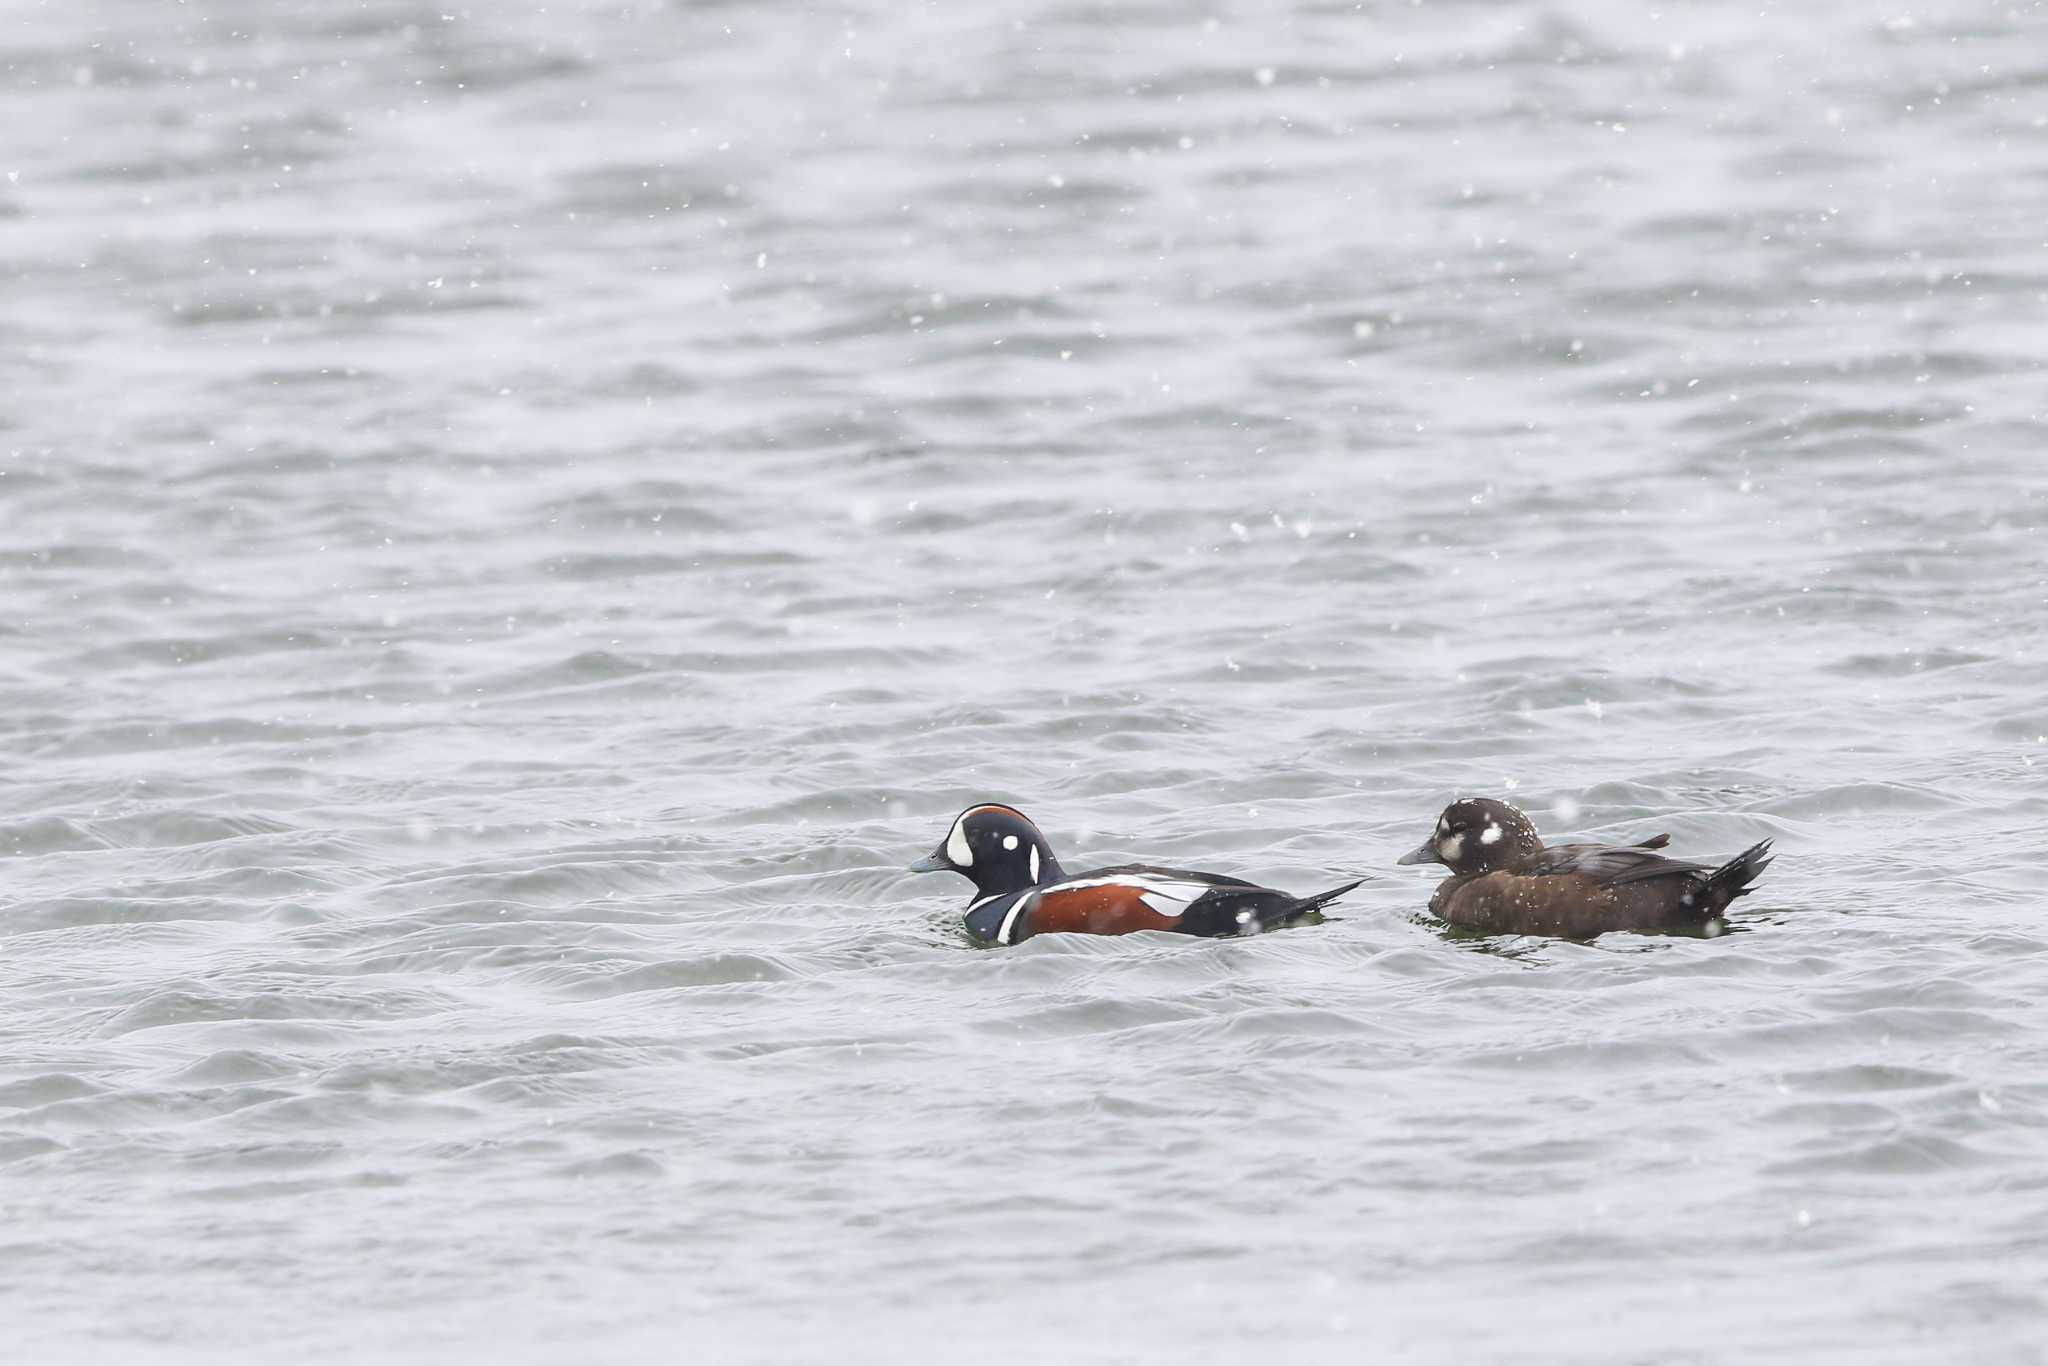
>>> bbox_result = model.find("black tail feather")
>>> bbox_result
[1704,839,1774,910]
[1176,877,1367,937]
[1290,877,1367,917]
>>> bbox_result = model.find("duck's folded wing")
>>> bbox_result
[1527,842,1714,887]
[1026,870,1225,933]
[1088,863,1265,893]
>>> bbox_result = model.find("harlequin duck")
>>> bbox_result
[909,803,1363,945]
[1397,797,1773,939]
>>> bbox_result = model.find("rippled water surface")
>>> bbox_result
[5,1,2048,1361]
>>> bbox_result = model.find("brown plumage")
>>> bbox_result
[1025,882,1183,937]
[1397,797,1773,939]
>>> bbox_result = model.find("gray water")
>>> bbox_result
[4,1,2048,1361]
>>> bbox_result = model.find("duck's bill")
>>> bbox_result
[1396,840,1441,867]
[906,849,950,873]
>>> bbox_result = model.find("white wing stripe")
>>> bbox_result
[1040,874,1213,919]
[1051,874,1210,896]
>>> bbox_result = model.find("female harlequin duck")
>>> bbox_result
[909,803,1363,945]
[1397,797,1774,939]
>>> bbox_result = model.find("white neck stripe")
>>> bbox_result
[997,893,1033,945]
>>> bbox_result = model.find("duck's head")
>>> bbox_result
[1397,797,1540,874]
[908,803,1064,896]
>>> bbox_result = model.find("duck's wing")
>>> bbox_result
[1086,862,1266,891]
[1526,842,1714,887]
[1002,865,1251,941]
[1047,863,1267,922]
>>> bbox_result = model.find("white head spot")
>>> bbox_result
[945,816,974,868]
[1003,834,1019,851]
[1480,824,1503,846]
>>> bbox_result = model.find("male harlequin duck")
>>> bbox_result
[1397,797,1774,939]
[909,803,1363,945]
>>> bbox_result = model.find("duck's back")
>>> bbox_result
[1432,839,1769,938]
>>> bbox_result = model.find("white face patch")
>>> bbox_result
[1003,834,1019,851]
[1437,816,1449,835]
[945,816,974,868]
[1480,824,1503,846]
[1439,833,1465,863]
[1028,845,1041,882]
